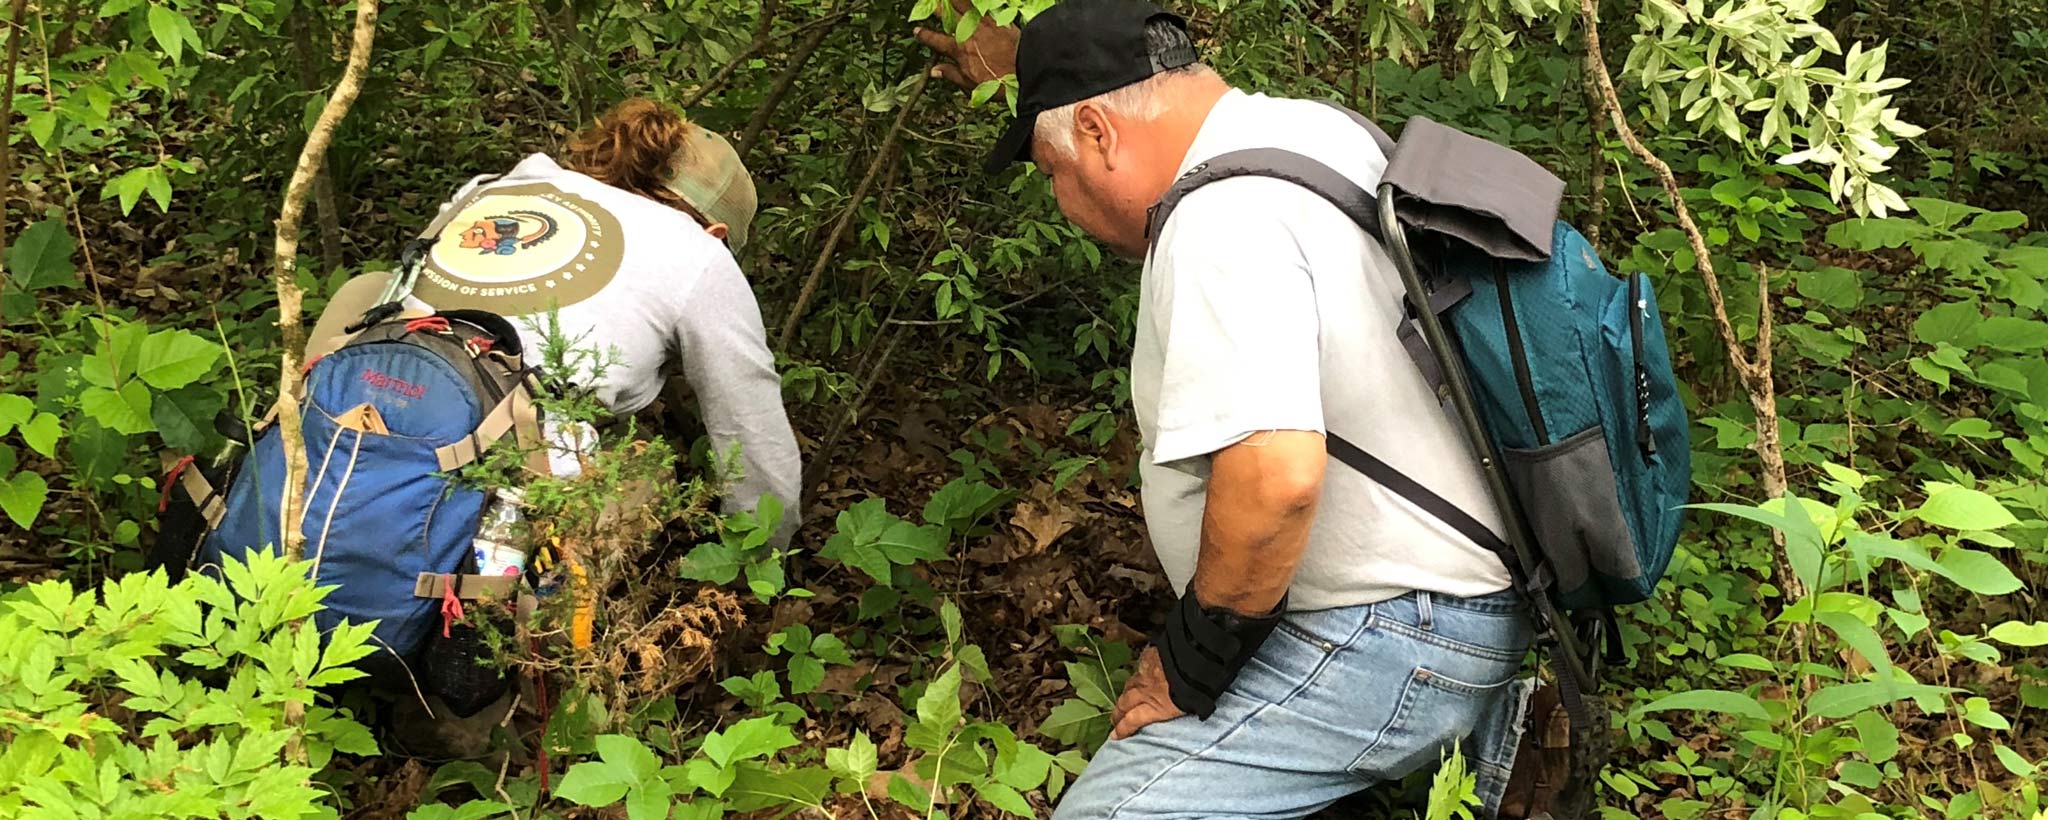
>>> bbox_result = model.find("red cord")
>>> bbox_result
[405,316,452,334]
[159,455,196,513]
[439,575,464,638]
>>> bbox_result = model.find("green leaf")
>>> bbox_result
[922,478,1009,535]
[977,782,1034,816]
[1714,653,1778,672]
[941,599,964,646]
[700,717,798,767]
[1794,266,1864,310]
[80,382,154,435]
[907,0,939,21]
[1038,698,1106,746]
[1942,418,2000,439]
[1913,483,2018,531]
[917,664,964,731]
[788,654,824,694]
[1987,621,2048,647]
[151,387,224,454]
[826,731,879,781]
[1629,689,1769,722]
[679,542,745,585]
[1805,681,1959,720]
[1851,710,1900,763]
[596,734,662,782]
[887,773,933,808]
[6,220,79,291]
[1913,301,1981,347]
[1816,610,1894,687]
[1994,744,2037,777]
[136,330,222,390]
[0,395,30,435]
[556,761,634,807]
[0,471,49,528]
[148,5,186,62]
[1934,548,2023,595]
[624,778,673,820]
[19,414,61,459]
[1972,317,2048,352]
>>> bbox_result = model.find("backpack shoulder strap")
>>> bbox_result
[1144,148,1383,244]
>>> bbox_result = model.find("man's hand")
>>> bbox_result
[913,0,1019,92]
[1111,646,1186,740]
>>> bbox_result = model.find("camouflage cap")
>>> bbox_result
[664,124,758,252]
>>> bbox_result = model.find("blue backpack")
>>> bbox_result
[172,307,544,663]
[1145,105,1690,698]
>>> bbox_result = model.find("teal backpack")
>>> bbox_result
[1145,103,1691,732]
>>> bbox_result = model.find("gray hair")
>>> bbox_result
[1033,63,1218,161]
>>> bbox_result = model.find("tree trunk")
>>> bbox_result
[0,0,32,254]
[1575,0,1804,601]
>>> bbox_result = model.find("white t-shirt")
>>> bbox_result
[1133,89,1513,611]
[408,154,800,544]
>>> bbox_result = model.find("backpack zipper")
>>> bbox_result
[1494,261,1549,445]
[1630,273,1656,459]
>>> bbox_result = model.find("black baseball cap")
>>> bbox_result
[983,0,1196,173]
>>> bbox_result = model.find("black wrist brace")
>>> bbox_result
[1156,592,1287,719]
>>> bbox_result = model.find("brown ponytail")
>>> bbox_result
[562,98,709,224]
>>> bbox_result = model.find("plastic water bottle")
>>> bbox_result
[472,488,527,578]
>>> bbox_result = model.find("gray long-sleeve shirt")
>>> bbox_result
[409,153,801,544]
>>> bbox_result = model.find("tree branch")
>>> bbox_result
[1577,0,1802,599]
[776,70,930,351]
[291,7,346,276]
[734,20,834,157]
[274,0,379,564]
[0,0,31,254]
[680,0,781,109]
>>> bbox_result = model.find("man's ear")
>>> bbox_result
[706,223,730,242]
[1075,103,1120,170]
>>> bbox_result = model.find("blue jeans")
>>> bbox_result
[1053,590,1535,820]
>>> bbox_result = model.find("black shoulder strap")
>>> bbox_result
[1145,148,1383,243]
[1141,149,1509,560]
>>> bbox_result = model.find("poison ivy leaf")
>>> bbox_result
[1913,301,1981,347]
[917,665,964,731]
[136,330,222,390]
[0,471,49,528]
[1066,661,1116,709]
[555,761,634,807]
[80,383,154,435]
[1037,698,1106,746]
[922,478,1009,535]
[19,414,61,459]
[1630,689,1769,722]
[820,533,891,583]
[1987,621,2048,647]
[679,542,744,585]
[877,521,950,564]
[825,731,879,781]
[596,734,661,783]
[788,655,824,694]
[887,773,933,810]
[1913,483,2018,531]
[1973,317,2048,352]
[0,395,30,436]
[700,717,798,768]
[624,777,673,820]
[151,387,224,455]
[6,220,79,291]
[1795,266,1863,310]
[977,782,1034,817]
[725,765,833,809]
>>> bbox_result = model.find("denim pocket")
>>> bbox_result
[1349,665,1519,782]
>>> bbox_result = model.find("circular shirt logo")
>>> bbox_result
[412,183,626,315]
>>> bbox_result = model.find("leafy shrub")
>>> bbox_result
[0,550,377,818]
